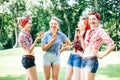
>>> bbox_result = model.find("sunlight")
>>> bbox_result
[67,0,78,6]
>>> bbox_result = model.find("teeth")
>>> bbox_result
[91,23,94,24]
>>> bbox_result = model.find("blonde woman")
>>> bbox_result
[41,16,71,80]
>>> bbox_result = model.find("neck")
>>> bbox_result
[91,25,98,30]
[23,28,29,33]
[51,30,57,33]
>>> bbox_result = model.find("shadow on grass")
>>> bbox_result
[1,65,120,80]
[0,68,65,80]
[0,72,44,80]
[98,64,120,78]
[0,74,25,80]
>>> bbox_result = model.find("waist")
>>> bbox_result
[73,46,83,52]
[45,51,59,54]
[83,46,98,56]
[72,50,83,55]
[23,55,35,58]
[45,51,60,56]
[22,50,34,55]
[82,56,97,60]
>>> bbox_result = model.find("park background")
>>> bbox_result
[0,0,120,80]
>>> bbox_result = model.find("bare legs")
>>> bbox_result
[81,68,95,80]
[65,65,80,80]
[65,65,73,80]
[43,64,60,80]
[26,66,38,80]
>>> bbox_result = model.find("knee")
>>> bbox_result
[65,74,72,80]
[65,78,71,80]
[52,74,58,79]
[44,76,50,80]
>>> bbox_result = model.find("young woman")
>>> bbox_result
[19,16,43,80]
[41,16,71,80]
[80,12,115,80]
[65,16,90,80]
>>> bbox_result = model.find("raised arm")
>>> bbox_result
[41,35,57,51]
[29,33,44,53]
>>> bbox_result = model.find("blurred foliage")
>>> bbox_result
[0,0,119,50]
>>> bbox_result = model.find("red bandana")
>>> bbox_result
[20,17,29,28]
[95,13,100,20]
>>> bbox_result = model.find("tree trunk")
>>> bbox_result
[0,14,4,38]
[94,0,98,11]
[0,1,4,38]
[115,12,119,51]
[13,1,19,48]
[61,7,71,39]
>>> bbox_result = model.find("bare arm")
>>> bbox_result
[29,33,44,53]
[60,39,71,53]
[42,36,57,51]
[21,33,44,53]
[98,44,115,59]
[97,29,115,59]
[77,30,87,51]
[79,37,87,51]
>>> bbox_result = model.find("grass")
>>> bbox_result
[0,69,65,80]
[0,47,120,80]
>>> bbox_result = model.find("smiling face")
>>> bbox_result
[77,22,85,31]
[77,18,86,35]
[49,19,59,32]
[77,19,85,28]
[89,15,99,29]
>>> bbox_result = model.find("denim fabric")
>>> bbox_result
[22,55,35,69]
[67,53,82,68]
[43,52,60,66]
[81,56,98,73]
[41,30,69,55]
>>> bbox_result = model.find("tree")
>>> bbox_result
[0,0,119,50]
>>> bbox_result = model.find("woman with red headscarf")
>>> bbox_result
[79,12,115,80]
[65,16,90,80]
[18,16,44,80]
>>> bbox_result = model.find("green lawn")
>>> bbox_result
[0,47,120,80]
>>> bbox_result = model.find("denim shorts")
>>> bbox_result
[22,55,35,69]
[67,53,82,68]
[81,56,98,73]
[43,52,60,66]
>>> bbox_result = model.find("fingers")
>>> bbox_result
[39,32,44,37]
[51,35,57,43]
[52,32,56,37]
[36,32,44,41]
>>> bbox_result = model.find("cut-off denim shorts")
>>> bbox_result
[81,56,98,73]
[67,53,82,68]
[43,52,60,66]
[22,55,35,69]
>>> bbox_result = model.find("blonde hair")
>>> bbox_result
[50,16,62,25]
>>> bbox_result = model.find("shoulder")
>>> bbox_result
[19,31,25,39]
[57,31,65,35]
[98,27,107,34]
[44,30,51,36]
[97,27,105,31]
[94,27,106,34]
[41,30,50,40]
[96,27,110,38]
